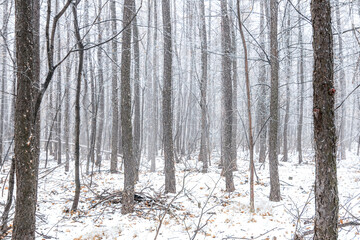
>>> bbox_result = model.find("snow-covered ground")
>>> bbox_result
[1,150,360,239]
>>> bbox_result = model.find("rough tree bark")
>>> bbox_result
[13,0,40,238]
[162,0,176,194]
[268,0,281,202]
[220,0,235,192]
[311,0,339,238]
[121,0,136,214]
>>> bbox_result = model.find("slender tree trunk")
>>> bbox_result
[110,0,119,173]
[311,0,339,238]
[133,3,141,181]
[0,0,8,163]
[230,0,238,172]
[162,0,176,194]
[220,0,235,192]
[297,0,304,164]
[71,1,84,211]
[121,0,136,214]
[283,4,291,162]
[0,157,15,234]
[257,0,267,163]
[268,0,281,202]
[13,0,40,238]
[237,0,254,213]
[56,0,62,165]
[198,0,208,173]
[95,0,105,169]
[64,26,71,172]
[149,0,158,173]
[335,0,346,160]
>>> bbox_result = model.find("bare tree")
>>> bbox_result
[162,0,176,194]
[268,0,281,202]
[311,0,339,238]
[220,0,235,192]
[283,4,291,162]
[297,0,304,164]
[198,0,208,173]
[95,0,105,169]
[237,0,254,213]
[13,0,40,238]
[110,0,119,173]
[257,0,267,163]
[133,1,141,181]
[121,0,136,214]
[71,0,84,211]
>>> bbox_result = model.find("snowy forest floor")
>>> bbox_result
[1,150,360,240]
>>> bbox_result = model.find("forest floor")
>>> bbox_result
[1,150,360,240]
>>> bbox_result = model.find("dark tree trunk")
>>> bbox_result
[13,0,40,238]
[162,0,176,194]
[121,0,136,214]
[71,1,84,211]
[311,0,339,239]
[268,0,281,202]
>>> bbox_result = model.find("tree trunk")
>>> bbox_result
[110,0,119,173]
[237,0,254,213]
[95,0,105,169]
[71,1,84,212]
[162,0,176,194]
[149,0,158,173]
[220,0,235,193]
[268,0,281,202]
[55,0,62,165]
[198,0,208,173]
[121,0,136,214]
[283,4,291,162]
[297,0,304,164]
[311,0,339,239]
[13,0,40,238]
[335,0,346,160]
[257,0,267,163]
[133,3,141,181]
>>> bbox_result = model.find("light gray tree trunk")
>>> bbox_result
[257,0,267,163]
[268,0,281,202]
[95,0,105,169]
[297,0,304,164]
[220,0,235,192]
[198,0,208,173]
[121,0,136,214]
[335,0,346,160]
[283,4,291,162]
[110,0,119,173]
[162,0,176,194]
[133,3,141,181]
